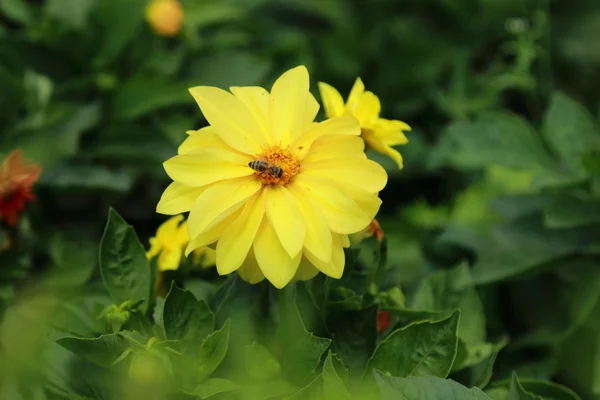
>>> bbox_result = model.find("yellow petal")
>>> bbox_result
[185,210,240,256]
[292,257,320,281]
[304,233,345,279]
[187,177,261,240]
[343,185,382,222]
[230,86,272,145]
[340,234,350,248]
[302,157,387,193]
[294,174,371,234]
[156,182,207,215]
[302,135,365,165]
[353,91,381,125]
[292,116,360,160]
[216,191,264,275]
[363,131,404,168]
[270,65,309,146]
[158,247,182,271]
[345,77,365,112]
[318,82,345,119]
[146,237,161,258]
[163,149,253,187]
[253,218,301,289]
[188,86,264,154]
[178,127,230,155]
[237,247,265,284]
[286,184,331,262]
[156,215,185,239]
[302,93,320,132]
[264,185,305,258]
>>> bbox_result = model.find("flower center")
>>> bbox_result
[249,146,300,186]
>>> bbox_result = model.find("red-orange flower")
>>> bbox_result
[0,150,41,225]
[377,310,391,333]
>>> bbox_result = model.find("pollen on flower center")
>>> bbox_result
[250,146,300,186]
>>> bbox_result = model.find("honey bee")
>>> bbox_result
[248,160,283,178]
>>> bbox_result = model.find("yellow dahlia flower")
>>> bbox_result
[318,78,411,168]
[147,215,215,271]
[156,66,387,289]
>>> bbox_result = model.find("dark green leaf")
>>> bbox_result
[56,333,130,368]
[45,0,95,30]
[185,378,240,399]
[445,111,554,171]
[0,0,33,25]
[543,92,600,176]
[322,351,351,400]
[278,287,331,382]
[99,209,151,311]
[469,338,509,389]
[365,311,459,379]
[189,51,271,90]
[507,372,543,400]
[373,371,492,400]
[111,75,191,120]
[163,283,214,353]
[439,214,593,284]
[545,191,600,228]
[197,320,231,379]
[330,306,377,374]
[245,343,281,380]
[38,165,134,192]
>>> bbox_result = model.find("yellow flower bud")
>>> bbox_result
[145,0,183,37]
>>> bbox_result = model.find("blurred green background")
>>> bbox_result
[2,0,600,398]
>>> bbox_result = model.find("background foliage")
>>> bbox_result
[1,0,600,399]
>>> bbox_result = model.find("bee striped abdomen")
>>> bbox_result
[248,160,269,173]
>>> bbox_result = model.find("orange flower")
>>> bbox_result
[366,219,384,242]
[145,0,183,37]
[377,310,391,333]
[0,150,41,225]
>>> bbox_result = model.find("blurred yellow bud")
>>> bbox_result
[145,0,183,37]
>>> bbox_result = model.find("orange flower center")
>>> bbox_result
[250,146,300,186]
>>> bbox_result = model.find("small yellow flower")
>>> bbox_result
[318,78,411,168]
[157,66,387,288]
[145,0,183,37]
[147,215,215,271]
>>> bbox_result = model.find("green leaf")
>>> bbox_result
[545,191,600,228]
[197,320,231,380]
[322,351,351,400]
[373,371,492,400]
[445,111,554,171]
[543,92,600,176]
[45,0,95,30]
[93,0,143,68]
[244,343,281,380]
[365,311,459,379]
[189,51,271,90]
[469,338,509,389]
[278,287,331,382]
[38,165,134,193]
[1,103,101,169]
[185,378,241,399]
[0,0,33,25]
[163,283,214,353]
[99,209,151,312]
[439,214,593,285]
[411,264,488,369]
[45,233,96,287]
[330,306,378,374]
[489,372,582,400]
[507,372,543,400]
[111,75,191,121]
[56,333,130,368]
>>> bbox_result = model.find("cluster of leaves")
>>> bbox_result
[2,0,600,399]
[2,209,583,399]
